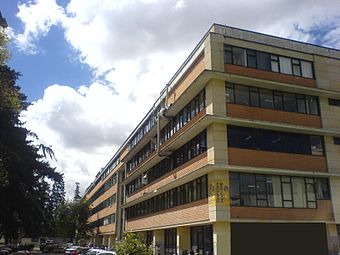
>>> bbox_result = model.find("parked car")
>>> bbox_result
[65,246,80,254]
[97,251,116,255]
[85,248,105,255]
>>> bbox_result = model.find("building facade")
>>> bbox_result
[84,24,340,255]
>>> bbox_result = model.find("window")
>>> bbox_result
[271,55,279,72]
[334,137,340,145]
[306,96,319,115]
[230,172,329,209]
[259,89,274,109]
[310,136,324,156]
[126,175,208,220]
[283,93,297,112]
[250,87,260,107]
[234,85,249,105]
[315,178,330,200]
[292,59,301,76]
[256,51,271,71]
[233,47,247,66]
[273,91,283,110]
[225,82,319,115]
[297,95,306,113]
[224,45,314,78]
[226,83,234,103]
[329,98,340,106]
[191,225,213,255]
[301,61,313,78]
[227,125,324,156]
[247,50,257,68]
[165,229,177,255]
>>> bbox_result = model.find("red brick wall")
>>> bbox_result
[225,64,316,88]
[227,104,322,128]
[228,148,328,172]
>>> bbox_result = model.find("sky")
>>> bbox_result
[1,0,340,198]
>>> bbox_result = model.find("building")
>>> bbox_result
[84,24,340,255]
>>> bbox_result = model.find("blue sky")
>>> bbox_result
[1,0,340,197]
[1,1,92,101]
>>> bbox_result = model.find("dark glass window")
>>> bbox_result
[273,91,283,110]
[224,45,232,64]
[306,96,319,115]
[259,89,274,109]
[329,98,340,106]
[283,93,297,112]
[297,95,306,113]
[191,225,213,255]
[225,82,319,116]
[227,125,324,156]
[250,87,260,107]
[334,137,340,145]
[165,229,177,255]
[315,178,330,200]
[247,50,257,68]
[226,83,235,103]
[233,47,247,66]
[234,85,249,105]
[256,51,271,71]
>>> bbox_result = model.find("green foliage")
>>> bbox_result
[114,233,153,255]
[55,199,93,243]
[0,27,9,65]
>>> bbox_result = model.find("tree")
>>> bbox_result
[0,23,65,242]
[114,233,153,255]
[55,199,92,243]
[74,182,81,201]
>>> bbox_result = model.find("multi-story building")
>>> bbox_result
[84,24,340,255]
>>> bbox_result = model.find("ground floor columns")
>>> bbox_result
[177,227,190,255]
[326,223,339,255]
[153,229,164,255]
[213,222,231,255]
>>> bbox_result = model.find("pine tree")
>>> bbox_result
[0,23,65,242]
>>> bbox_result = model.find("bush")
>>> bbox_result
[114,233,152,255]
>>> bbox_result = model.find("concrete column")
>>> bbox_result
[326,223,339,255]
[205,79,226,117]
[203,33,225,72]
[207,123,228,165]
[177,227,190,255]
[102,235,108,248]
[153,229,164,255]
[208,170,230,222]
[213,222,231,255]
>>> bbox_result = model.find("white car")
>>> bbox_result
[85,249,105,255]
[97,251,116,255]
[65,246,80,254]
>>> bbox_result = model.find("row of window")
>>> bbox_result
[227,125,324,156]
[126,175,208,220]
[224,45,314,78]
[88,173,118,204]
[226,82,319,115]
[127,90,206,174]
[101,157,120,181]
[126,131,207,196]
[160,90,205,145]
[128,101,165,150]
[230,172,330,208]
[89,213,116,228]
[127,139,156,174]
[90,194,117,215]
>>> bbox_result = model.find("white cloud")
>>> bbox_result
[15,0,340,197]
